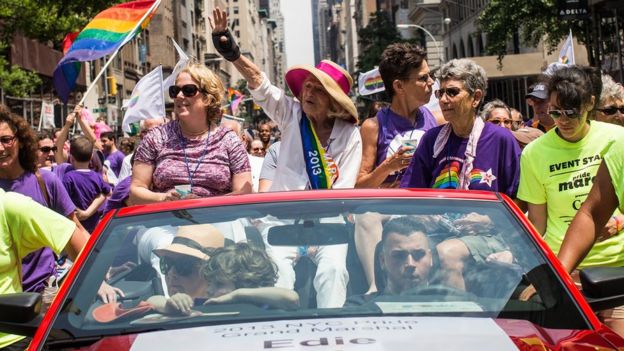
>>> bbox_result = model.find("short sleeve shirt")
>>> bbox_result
[605,140,624,213]
[518,121,624,267]
[0,190,75,348]
[400,123,521,197]
[134,121,251,197]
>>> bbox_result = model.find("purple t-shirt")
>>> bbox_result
[63,169,111,233]
[106,150,125,177]
[400,122,521,197]
[52,163,74,179]
[134,121,251,197]
[375,107,437,184]
[103,176,131,214]
[0,170,76,292]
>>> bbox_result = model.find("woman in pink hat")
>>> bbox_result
[210,8,361,192]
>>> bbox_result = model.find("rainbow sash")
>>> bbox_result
[299,114,336,189]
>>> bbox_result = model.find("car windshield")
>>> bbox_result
[51,197,588,342]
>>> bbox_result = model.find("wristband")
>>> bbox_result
[212,29,241,62]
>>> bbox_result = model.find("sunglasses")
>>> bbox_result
[39,146,58,153]
[168,84,205,99]
[599,106,624,115]
[489,119,512,126]
[0,135,17,147]
[548,109,582,119]
[435,87,462,99]
[159,256,200,277]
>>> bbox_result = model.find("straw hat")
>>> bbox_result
[285,60,358,124]
[153,224,225,261]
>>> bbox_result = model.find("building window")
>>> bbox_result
[233,6,239,14]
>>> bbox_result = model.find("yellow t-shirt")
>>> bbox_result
[604,139,624,213]
[0,190,76,349]
[518,121,624,267]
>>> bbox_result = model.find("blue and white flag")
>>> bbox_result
[559,30,575,65]
[122,65,165,133]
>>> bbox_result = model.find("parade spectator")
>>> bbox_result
[0,105,84,293]
[62,136,111,233]
[518,66,624,334]
[510,108,524,131]
[353,43,436,293]
[258,141,280,192]
[400,58,520,195]
[211,8,360,308]
[481,99,512,130]
[36,130,57,169]
[100,131,124,178]
[222,118,263,192]
[595,73,624,126]
[525,83,555,132]
[258,121,273,151]
[0,189,87,350]
[130,63,252,204]
[356,43,436,189]
[118,137,136,156]
[250,139,265,158]
[118,117,165,180]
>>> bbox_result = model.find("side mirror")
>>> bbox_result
[580,267,624,311]
[0,293,43,336]
[267,223,349,246]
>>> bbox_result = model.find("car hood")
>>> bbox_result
[73,316,620,351]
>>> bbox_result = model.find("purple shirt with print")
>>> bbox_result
[0,170,76,292]
[134,121,251,197]
[106,150,125,177]
[375,106,437,184]
[104,176,131,214]
[400,122,520,197]
[63,169,111,233]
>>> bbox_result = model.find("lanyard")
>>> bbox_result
[182,131,211,187]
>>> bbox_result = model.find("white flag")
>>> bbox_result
[122,65,165,133]
[358,67,385,96]
[559,30,575,65]
[163,39,190,90]
[39,100,56,130]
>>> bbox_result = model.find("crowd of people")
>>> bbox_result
[2,7,624,349]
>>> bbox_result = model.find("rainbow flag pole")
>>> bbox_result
[77,0,161,107]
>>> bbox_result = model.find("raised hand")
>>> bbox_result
[209,7,241,62]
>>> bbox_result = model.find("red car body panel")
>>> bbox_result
[26,189,624,350]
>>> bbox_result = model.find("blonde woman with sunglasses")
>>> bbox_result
[517,66,624,335]
[130,63,252,204]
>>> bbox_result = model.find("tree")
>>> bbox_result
[356,11,404,73]
[478,0,586,67]
[0,0,122,96]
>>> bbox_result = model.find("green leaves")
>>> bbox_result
[356,11,403,72]
[0,56,42,97]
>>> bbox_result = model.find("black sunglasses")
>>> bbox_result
[548,109,582,119]
[159,256,200,277]
[39,146,58,153]
[599,106,624,116]
[435,87,462,99]
[489,119,512,126]
[168,84,205,99]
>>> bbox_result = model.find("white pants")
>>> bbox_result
[268,243,349,308]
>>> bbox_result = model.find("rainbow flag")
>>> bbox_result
[53,0,160,103]
[227,87,244,114]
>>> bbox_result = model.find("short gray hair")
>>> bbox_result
[437,59,488,98]
[480,99,511,120]
[600,74,624,108]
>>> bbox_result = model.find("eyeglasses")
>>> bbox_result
[39,146,57,153]
[488,119,512,126]
[0,135,17,147]
[435,87,462,99]
[548,108,582,119]
[598,106,624,115]
[159,256,200,277]
[168,84,205,99]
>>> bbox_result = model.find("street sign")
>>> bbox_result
[98,97,106,105]
[92,107,107,113]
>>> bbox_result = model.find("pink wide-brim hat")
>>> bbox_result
[285,60,358,124]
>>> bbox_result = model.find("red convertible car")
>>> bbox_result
[2,189,624,350]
